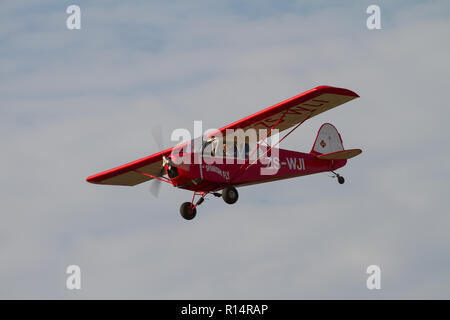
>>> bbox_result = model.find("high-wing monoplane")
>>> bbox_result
[87,86,362,220]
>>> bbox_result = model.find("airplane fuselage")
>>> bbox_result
[168,148,346,192]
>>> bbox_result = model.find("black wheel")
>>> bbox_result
[338,176,345,184]
[180,202,197,220]
[167,165,178,179]
[222,186,239,204]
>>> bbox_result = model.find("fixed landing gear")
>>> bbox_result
[180,202,197,220]
[222,186,239,204]
[179,191,207,220]
[331,171,345,184]
[179,186,239,220]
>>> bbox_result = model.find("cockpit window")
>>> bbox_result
[202,137,249,159]
[202,137,218,157]
[184,136,204,153]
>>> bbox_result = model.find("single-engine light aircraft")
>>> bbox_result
[87,86,362,220]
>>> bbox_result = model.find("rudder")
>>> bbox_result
[311,123,344,155]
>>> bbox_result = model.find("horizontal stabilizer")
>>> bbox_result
[316,148,362,160]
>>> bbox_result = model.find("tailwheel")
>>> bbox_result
[180,202,197,220]
[222,186,239,204]
[331,171,345,185]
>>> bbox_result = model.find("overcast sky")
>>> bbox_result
[1,0,450,299]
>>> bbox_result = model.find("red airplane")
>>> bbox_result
[86,86,362,220]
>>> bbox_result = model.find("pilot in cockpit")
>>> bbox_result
[222,141,235,158]
[223,140,250,159]
[205,137,249,159]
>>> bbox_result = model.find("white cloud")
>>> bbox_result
[1,1,450,299]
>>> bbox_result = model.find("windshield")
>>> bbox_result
[202,136,249,159]
[184,136,204,153]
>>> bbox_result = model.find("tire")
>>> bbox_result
[222,186,239,204]
[180,202,197,220]
[338,176,345,184]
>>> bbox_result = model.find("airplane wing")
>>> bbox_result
[208,86,359,141]
[87,86,358,186]
[86,148,172,186]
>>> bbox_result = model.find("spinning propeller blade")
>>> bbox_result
[148,167,166,198]
[148,125,168,198]
[151,125,164,150]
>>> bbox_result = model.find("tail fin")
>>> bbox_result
[311,123,344,155]
[311,123,362,160]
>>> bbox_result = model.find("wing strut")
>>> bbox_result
[134,170,172,184]
[229,111,288,182]
[230,114,311,182]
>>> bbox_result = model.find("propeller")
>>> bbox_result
[151,124,164,150]
[148,125,166,198]
[148,167,165,198]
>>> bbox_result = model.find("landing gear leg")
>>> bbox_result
[180,192,207,220]
[331,171,345,184]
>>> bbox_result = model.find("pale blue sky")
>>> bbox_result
[1,0,450,298]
